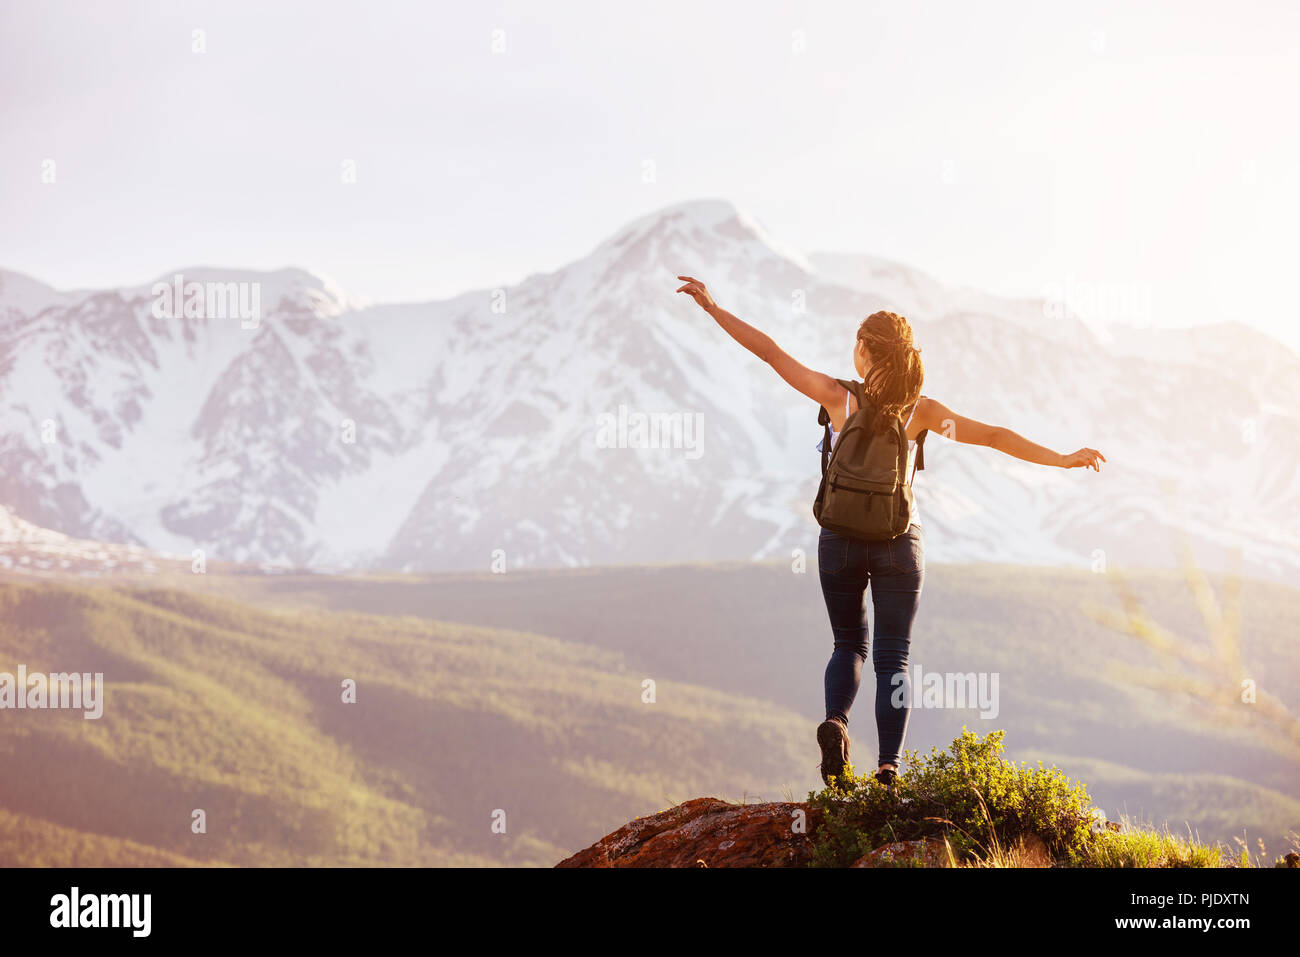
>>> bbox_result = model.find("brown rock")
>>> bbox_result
[851,839,954,868]
[555,797,824,868]
[850,833,1054,868]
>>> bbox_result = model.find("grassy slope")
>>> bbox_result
[0,583,813,866]
[183,561,1300,851]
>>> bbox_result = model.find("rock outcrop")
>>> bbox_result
[850,839,954,868]
[556,795,1101,868]
[556,798,823,868]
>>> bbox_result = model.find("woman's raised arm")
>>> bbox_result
[914,396,1105,471]
[676,275,843,410]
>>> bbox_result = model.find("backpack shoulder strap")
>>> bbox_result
[833,378,860,407]
[910,394,929,481]
[818,380,860,419]
[819,411,831,477]
[818,379,862,478]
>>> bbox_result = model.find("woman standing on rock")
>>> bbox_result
[674,275,1105,787]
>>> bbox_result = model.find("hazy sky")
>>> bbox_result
[2,1,1298,347]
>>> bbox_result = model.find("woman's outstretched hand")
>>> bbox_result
[676,275,717,311]
[1061,448,1106,471]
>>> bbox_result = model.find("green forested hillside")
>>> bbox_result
[0,583,813,866]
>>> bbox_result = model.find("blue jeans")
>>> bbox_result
[818,524,924,767]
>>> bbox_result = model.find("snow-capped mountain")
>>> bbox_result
[1,199,1296,579]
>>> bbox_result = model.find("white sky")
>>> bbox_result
[2,0,1298,348]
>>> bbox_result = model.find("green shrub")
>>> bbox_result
[808,728,1096,867]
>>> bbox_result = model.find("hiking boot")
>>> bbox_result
[817,718,850,786]
[874,767,898,787]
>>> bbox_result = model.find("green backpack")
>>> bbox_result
[813,378,927,542]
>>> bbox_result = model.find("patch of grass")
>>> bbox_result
[808,728,1102,867]
[1230,829,1300,869]
[1081,820,1224,868]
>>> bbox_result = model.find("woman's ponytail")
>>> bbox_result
[856,311,924,431]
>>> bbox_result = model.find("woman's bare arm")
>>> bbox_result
[913,397,1105,471]
[676,275,843,411]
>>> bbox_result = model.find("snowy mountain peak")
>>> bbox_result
[645,197,741,230]
[589,198,817,276]
[0,264,353,321]
[136,265,353,317]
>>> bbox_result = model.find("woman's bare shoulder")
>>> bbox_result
[909,395,943,437]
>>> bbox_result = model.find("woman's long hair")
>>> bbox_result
[857,310,924,431]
